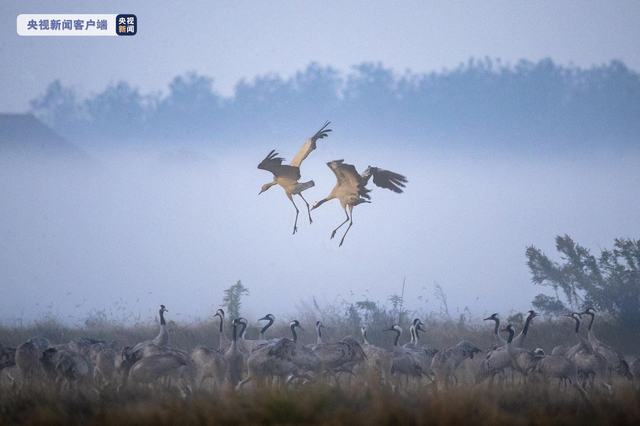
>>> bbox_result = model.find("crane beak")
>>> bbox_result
[483,316,492,321]
[297,325,305,332]
[258,316,268,321]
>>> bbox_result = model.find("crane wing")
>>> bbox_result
[267,338,296,360]
[289,121,332,168]
[327,160,361,188]
[327,160,372,200]
[313,340,366,369]
[257,150,285,174]
[454,340,482,360]
[363,167,407,194]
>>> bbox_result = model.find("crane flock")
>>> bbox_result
[1,305,638,397]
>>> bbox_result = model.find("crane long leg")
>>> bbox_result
[331,207,350,239]
[288,194,300,234]
[339,205,354,247]
[298,193,313,224]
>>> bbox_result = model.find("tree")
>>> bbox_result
[526,235,640,331]
[222,280,250,320]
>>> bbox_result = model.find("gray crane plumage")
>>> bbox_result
[258,122,332,234]
[511,310,539,349]
[355,327,393,388]
[484,313,508,348]
[215,309,231,353]
[384,325,423,389]
[312,333,367,377]
[267,321,323,377]
[551,345,570,356]
[311,160,407,246]
[89,341,119,388]
[237,319,307,390]
[431,340,482,391]
[190,311,231,389]
[582,308,632,381]
[40,346,93,390]
[501,325,542,379]
[225,319,245,387]
[0,344,16,372]
[564,313,610,391]
[15,336,50,387]
[153,305,170,347]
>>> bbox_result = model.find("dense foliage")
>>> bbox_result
[527,236,640,333]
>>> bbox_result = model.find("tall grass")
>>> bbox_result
[1,383,640,426]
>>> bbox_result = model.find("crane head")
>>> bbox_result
[159,305,168,313]
[310,198,328,211]
[290,320,304,331]
[384,324,401,333]
[259,181,277,195]
[564,312,581,320]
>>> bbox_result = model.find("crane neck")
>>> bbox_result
[414,325,421,345]
[393,329,401,347]
[522,314,534,336]
[290,324,298,344]
[231,324,237,343]
[573,318,591,348]
[259,318,274,341]
[159,309,166,326]
[362,329,369,345]
[586,313,595,331]
[506,328,514,344]
[493,319,500,337]
[312,197,332,210]
[239,321,247,340]
[316,326,323,344]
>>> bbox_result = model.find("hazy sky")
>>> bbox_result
[2,144,640,324]
[2,1,640,324]
[2,1,640,112]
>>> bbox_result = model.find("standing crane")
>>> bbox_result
[311,160,407,246]
[581,308,632,381]
[258,122,332,234]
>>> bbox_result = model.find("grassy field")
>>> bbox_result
[1,383,640,426]
[1,311,639,425]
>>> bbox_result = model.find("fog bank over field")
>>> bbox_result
[1,143,639,324]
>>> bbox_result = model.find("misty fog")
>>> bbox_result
[2,142,639,325]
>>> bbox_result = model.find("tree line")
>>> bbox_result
[29,58,640,149]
